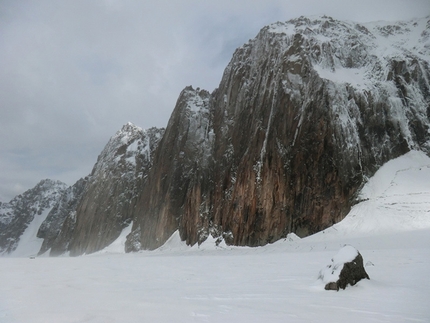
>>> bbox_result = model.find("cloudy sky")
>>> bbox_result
[1,0,429,201]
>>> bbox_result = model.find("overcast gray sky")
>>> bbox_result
[1,0,429,202]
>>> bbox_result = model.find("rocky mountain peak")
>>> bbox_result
[92,122,144,175]
[19,122,154,256]
[56,123,164,256]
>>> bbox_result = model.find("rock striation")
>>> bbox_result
[126,87,215,251]
[0,123,164,257]
[128,15,430,250]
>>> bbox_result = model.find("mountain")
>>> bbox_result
[36,177,88,256]
[47,123,164,256]
[127,15,430,250]
[1,15,429,256]
[0,179,67,256]
[0,123,164,257]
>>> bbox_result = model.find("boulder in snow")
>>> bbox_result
[318,245,369,291]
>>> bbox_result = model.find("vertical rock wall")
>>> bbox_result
[129,16,430,250]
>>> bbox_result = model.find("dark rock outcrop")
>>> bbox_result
[127,15,430,250]
[319,245,370,291]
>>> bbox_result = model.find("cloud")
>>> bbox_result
[0,0,429,201]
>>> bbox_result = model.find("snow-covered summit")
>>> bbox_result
[59,122,165,256]
[91,122,163,177]
[267,15,430,57]
[0,179,67,226]
[180,86,212,114]
[112,122,143,144]
[229,15,428,93]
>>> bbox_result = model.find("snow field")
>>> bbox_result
[1,233,429,323]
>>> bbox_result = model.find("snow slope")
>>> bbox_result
[0,151,429,322]
[317,150,430,238]
[8,208,51,257]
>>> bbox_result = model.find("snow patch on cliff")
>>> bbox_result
[313,65,370,89]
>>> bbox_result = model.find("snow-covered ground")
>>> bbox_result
[1,151,430,322]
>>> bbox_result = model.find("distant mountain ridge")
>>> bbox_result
[0,124,164,256]
[1,15,429,256]
[0,179,67,255]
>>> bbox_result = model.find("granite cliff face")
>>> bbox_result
[128,15,430,250]
[59,123,164,256]
[0,123,164,257]
[126,87,215,251]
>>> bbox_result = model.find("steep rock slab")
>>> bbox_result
[64,123,164,256]
[126,88,214,251]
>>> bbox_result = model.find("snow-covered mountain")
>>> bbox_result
[1,16,429,322]
[48,123,164,256]
[0,179,67,256]
[1,15,429,257]
[128,15,430,251]
[0,123,164,257]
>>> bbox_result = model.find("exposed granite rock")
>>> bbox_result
[60,123,164,256]
[128,15,430,250]
[319,245,370,291]
[126,88,214,251]
[3,16,429,256]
